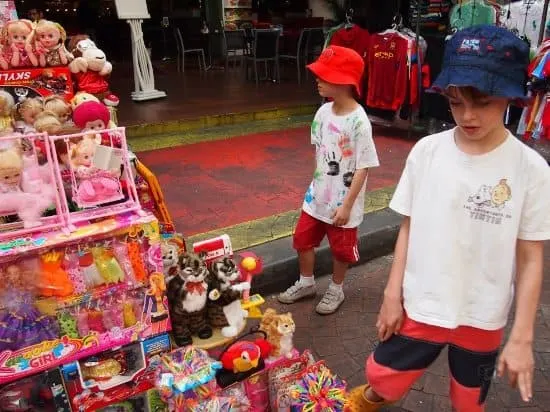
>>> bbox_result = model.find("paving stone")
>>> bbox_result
[283,243,550,411]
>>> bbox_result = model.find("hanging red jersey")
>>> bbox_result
[329,25,370,61]
[367,32,410,111]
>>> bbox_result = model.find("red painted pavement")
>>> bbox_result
[137,127,415,236]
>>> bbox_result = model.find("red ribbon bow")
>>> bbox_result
[185,281,205,294]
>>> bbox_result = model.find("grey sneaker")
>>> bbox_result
[278,281,317,304]
[316,288,344,315]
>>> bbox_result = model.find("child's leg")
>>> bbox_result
[278,211,325,304]
[347,315,448,411]
[316,226,358,315]
[447,326,503,412]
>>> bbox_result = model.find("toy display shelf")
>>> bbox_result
[0,211,157,263]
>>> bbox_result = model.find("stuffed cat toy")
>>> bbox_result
[207,257,250,338]
[259,308,296,359]
[166,251,213,347]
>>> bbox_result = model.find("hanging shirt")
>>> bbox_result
[391,128,550,330]
[367,32,411,111]
[329,25,371,61]
[450,0,497,32]
[303,103,380,229]
[501,0,550,48]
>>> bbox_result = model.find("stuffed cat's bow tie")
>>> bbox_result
[185,281,205,294]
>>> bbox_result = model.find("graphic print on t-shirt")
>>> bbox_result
[465,178,512,225]
[303,103,379,228]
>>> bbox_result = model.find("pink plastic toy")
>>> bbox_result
[64,250,88,295]
[48,128,144,230]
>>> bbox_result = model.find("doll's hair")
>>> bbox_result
[34,20,67,43]
[0,90,14,117]
[34,110,62,134]
[73,101,110,129]
[0,144,23,171]
[1,20,34,46]
[70,92,99,110]
[14,97,44,121]
[44,96,71,120]
[69,136,97,162]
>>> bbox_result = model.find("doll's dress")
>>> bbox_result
[44,46,63,67]
[0,289,60,351]
[74,167,122,207]
[4,46,33,67]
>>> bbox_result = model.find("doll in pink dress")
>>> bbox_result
[69,137,122,207]
[1,20,38,68]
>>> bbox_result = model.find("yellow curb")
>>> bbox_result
[187,186,395,251]
[126,104,318,139]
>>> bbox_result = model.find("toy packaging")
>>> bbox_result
[61,333,172,411]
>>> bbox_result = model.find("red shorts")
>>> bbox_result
[293,210,359,264]
[367,315,503,411]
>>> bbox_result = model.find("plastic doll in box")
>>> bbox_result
[0,262,60,351]
[0,90,14,133]
[68,136,123,207]
[33,20,73,67]
[1,20,39,68]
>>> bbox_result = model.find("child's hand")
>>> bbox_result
[376,295,404,342]
[497,339,534,402]
[332,206,351,226]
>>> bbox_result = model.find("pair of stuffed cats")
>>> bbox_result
[166,251,249,347]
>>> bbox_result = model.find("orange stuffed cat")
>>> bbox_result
[259,308,295,359]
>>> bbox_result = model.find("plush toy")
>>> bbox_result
[166,251,214,347]
[33,20,72,67]
[221,339,272,374]
[207,257,250,338]
[161,239,181,281]
[14,97,44,134]
[73,100,110,131]
[0,90,14,133]
[259,309,296,359]
[1,20,38,68]
[68,35,119,107]
[44,95,72,125]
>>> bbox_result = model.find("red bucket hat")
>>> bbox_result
[307,45,365,96]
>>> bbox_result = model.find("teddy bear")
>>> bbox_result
[68,35,119,107]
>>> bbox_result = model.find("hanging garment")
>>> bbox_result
[329,24,371,60]
[450,0,497,32]
[324,23,345,48]
[367,31,412,111]
[501,0,550,47]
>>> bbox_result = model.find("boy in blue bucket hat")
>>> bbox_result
[346,25,550,411]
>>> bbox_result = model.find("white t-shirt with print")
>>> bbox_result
[390,128,550,330]
[302,102,380,228]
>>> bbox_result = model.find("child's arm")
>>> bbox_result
[498,239,543,402]
[333,168,368,226]
[377,216,409,341]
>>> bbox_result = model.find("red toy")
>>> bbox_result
[221,339,272,374]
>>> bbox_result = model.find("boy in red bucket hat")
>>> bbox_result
[278,45,379,315]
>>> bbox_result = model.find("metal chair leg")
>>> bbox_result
[296,56,301,84]
[254,61,259,86]
[201,50,206,71]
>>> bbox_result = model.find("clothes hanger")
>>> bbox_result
[344,8,354,30]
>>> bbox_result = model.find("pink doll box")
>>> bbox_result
[0,132,65,241]
[48,127,144,230]
[0,217,171,386]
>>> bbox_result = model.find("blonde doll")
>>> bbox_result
[44,96,72,125]
[34,111,62,135]
[1,20,38,68]
[14,97,43,134]
[0,90,14,133]
[0,145,23,193]
[34,20,72,67]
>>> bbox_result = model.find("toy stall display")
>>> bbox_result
[0,368,72,411]
[61,333,171,411]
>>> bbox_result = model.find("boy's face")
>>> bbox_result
[316,78,352,99]
[446,87,509,141]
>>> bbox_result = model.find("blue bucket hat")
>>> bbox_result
[430,25,529,99]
